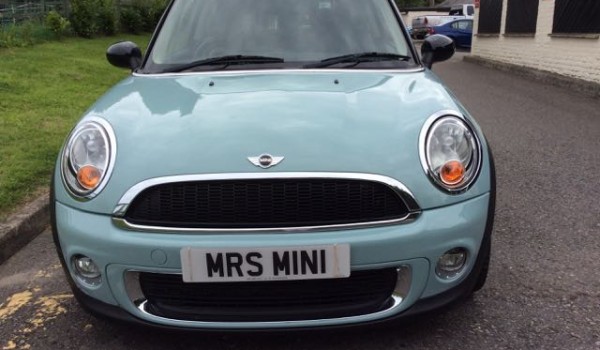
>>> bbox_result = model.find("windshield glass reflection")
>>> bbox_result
[146,0,412,72]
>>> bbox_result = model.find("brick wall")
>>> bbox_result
[472,0,600,84]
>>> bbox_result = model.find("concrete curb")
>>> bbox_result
[0,193,50,265]
[464,55,600,99]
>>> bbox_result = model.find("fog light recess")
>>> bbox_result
[72,255,102,286]
[392,265,412,301]
[436,248,467,279]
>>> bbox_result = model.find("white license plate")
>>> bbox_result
[181,244,350,283]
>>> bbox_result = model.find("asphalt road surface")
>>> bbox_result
[1,52,599,350]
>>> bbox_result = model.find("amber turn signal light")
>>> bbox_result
[440,160,465,186]
[77,165,102,190]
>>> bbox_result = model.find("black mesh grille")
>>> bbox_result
[139,269,398,322]
[124,179,409,229]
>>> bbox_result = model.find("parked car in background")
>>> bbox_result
[52,0,494,331]
[429,19,473,48]
[449,4,475,16]
[411,4,474,40]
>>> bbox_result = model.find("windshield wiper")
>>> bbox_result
[163,55,285,73]
[304,52,411,69]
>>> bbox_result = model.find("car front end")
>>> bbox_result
[52,0,494,330]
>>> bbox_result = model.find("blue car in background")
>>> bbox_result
[430,19,473,48]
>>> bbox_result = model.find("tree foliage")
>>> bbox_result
[69,0,168,37]
[70,0,97,38]
[45,10,70,38]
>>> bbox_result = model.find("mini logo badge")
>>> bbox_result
[248,154,285,169]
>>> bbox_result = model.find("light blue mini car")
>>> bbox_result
[52,0,495,330]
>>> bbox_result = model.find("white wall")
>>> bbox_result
[471,0,600,84]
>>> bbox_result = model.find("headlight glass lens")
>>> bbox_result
[424,116,481,192]
[61,119,114,198]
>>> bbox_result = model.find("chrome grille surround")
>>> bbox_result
[112,173,421,233]
[123,266,412,326]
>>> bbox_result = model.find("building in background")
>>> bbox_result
[470,0,600,89]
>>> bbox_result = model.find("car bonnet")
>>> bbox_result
[55,70,492,214]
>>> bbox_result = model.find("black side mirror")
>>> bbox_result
[421,35,455,69]
[106,41,143,70]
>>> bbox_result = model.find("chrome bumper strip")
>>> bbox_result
[123,267,411,328]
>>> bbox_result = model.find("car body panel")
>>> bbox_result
[53,0,495,330]
[54,70,490,215]
[55,190,490,328]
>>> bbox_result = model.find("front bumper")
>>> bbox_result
[52,193,491,329]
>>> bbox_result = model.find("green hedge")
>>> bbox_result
[0,0,168,48]
[70,0,168,37]
[0,20,56,48]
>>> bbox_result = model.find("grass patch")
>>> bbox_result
[0,34,151,220]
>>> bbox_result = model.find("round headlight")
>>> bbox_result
[420,113,482,193]
[61,117,116,199]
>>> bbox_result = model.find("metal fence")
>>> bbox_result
[0,1,67,26]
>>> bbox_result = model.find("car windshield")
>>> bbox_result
[144,0,414,73]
